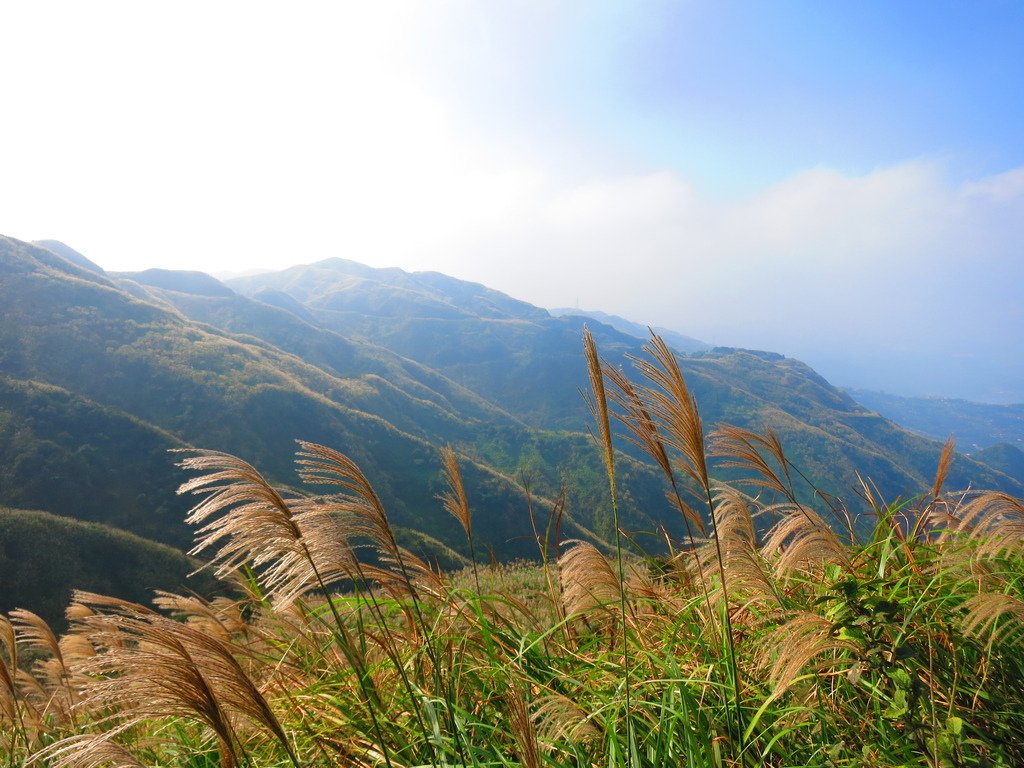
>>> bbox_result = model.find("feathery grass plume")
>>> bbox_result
[507,685,542,768]
[0,650,14,726]
[63,591,300,768]
[932,436,956,501]
[908,436,959,542]
[359,546,449,613]
[294,441,399,556]
[63,625,239,765]
[177,449,358,609]
[629,333,746,750]
[438,445,472,541]
[533,693,601,746]
[961,592,1024,646]
[0,615,25,752]
[948,492,1024,561]
[13,666,46,726]
[33,727,149,768]
[714,423,855,536]
[755,612,858,699]
[9,609,64,671]
[712,424,794,501]
[152,592,250,645]
[0,617,17,712]
[297,440,469,767]
[438,444,480,590]
[602,361,721,639]
[524,481,569,631]
[9,608,78,725]
[701,486,783,622]
[629,335,709,493]
[583,327,616,493]
[0,615,16,672]
[558,540,624,623]
[762,502,851,581]
[605,362,706,537]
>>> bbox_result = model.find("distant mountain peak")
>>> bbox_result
[114,268,235,298]
[228,257,549,322]
[32,239,106,275]
[549,307,709,354]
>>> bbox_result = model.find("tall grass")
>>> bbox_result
[3,334,1024,767]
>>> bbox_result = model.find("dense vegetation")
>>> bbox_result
[3,333,1024,767]
[0,508,212,631]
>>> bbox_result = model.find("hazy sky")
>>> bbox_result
[2,2,1022,402]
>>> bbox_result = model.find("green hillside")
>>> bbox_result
[973,442,1024,483]
[0,236,651,561]
[0,507,213,630]
[0,376,192,546]
[228,259,1023,504]
[847,387,1024,452]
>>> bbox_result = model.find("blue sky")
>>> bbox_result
[428,1,1024,188]
[1,1,1022,401]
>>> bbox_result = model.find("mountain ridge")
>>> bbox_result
[549,307,710,354]
[4,232,1023,621]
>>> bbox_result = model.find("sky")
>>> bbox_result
[1,1,1022,402]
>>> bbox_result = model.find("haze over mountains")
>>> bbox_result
[846,389,1024,453]
[2,233,1022,625]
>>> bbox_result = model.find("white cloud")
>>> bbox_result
[427,159,1023,400]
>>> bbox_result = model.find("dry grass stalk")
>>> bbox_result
[629,335,710,493]
[712,424,795,501]
[583,327,616,493]
[507,685,542,768]
[605,363,705,535]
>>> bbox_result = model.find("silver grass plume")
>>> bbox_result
[177,449,356,608]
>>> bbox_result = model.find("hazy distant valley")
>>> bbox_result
[2,234,1022,625]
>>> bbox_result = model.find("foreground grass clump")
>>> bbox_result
[3,335,1024,767]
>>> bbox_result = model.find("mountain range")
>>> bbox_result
[2,234,1022,624]
[845,388,1024,452]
